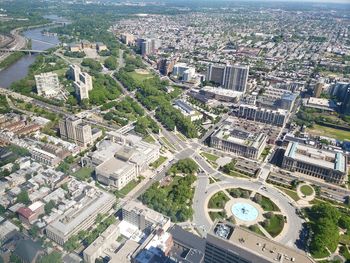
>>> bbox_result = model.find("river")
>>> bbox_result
[0,15,63,88]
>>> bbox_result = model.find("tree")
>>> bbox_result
[17,190,30,205]
[44,200,55,215]
[28,225,40,238]
[339,215,350,231]
[0,204,6,215]
[104,56,118,70]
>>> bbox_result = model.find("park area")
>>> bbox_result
[127,69,153,83]
[307,124,350,141]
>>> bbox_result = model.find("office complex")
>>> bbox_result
[314,80,325,98]
[46,186,116,245]
[34,72,60,98]
[69,64,93,101]
[207,64,249,92]
[282,142,347,184]
[204,220,314,263]
[59,117,101,147]
[94,132,160,190]
[210,120,267,159]
[238,104,288,127]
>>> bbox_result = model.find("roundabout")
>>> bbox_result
[193,172,304,248]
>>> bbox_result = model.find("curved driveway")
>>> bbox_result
[193,172,304,250]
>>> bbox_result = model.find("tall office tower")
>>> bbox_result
[34,72,60,97]
[69,64,81,81]
[330,82,350,115]
[204,220,315,263]
[207,64,249,92]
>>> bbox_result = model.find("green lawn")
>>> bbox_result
[114,180,139,198]
[261,214,284,237]
[300,185,314,196]
[340,234,350,246]
[260,196,280,212]
[276,187,300,202]
[200,152,219,162]
[208,191,230,209]
[160,137,175,151]
[144,134,156,143]
[307,124,350,141]
[150,156,167,169]
[127,70,153,83]
[209,211,227,221]
[72,167,94,181]
[247,225,266,237]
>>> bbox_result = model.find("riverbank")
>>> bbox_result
[0,52,26,70]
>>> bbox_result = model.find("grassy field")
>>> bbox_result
[261,214,284,237]
[208,191,230,209]
[72,167,94,181]
[260,196,280,212]
[144,134,156,143]
[201,152,219,162]
[276,187,300,202]
[150,156,167,169]
[209,211,227,221]
[300,185,314,196]
[160,137,176,151]
[114,180,139,198]
[127,70,153,83]
[307,124,350,141]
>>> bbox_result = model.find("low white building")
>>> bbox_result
[35,72,60,98]
[174,99,203,121]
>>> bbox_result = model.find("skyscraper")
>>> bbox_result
[207,64,249,92]
[70,64,93,101]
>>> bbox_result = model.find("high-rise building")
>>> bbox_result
[70,65,93,101]
[120,33,135,45]
[204,220,315,263]
[59,117,99,147]
[69,64,81,82]
[157,57,177,75]
[34,72,60,97]
[330,82,350,115]
[207,64,249,92]
[140,38,160,56]
[173,63,196,81]
[314,80,325,98]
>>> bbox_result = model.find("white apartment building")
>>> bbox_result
[34,72,60,97]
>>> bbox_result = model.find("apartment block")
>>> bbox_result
[34,72,60,98]
[238,104,288,127]
[207,64,249,92]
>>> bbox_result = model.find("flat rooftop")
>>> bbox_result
[210,221,314,263]
[285,142,346,173]
[212,120,266,149]
[123,200,169,227]
[47,188,115,235]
